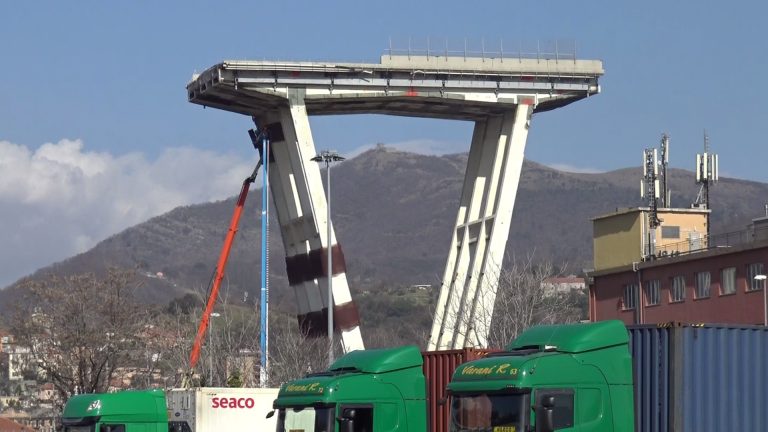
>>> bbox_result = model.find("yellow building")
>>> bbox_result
[592,207,709,271]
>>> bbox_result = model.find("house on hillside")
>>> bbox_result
[540,276,585,295]
[589,208,768,325]
[0,335,32,382]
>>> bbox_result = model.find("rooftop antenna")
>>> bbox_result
[641,146,662,258]
[659,133,670,207]
[694,130,718,238]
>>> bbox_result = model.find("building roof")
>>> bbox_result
[591,206,709,221]
[0,417,36,432]
[591,238,768,277]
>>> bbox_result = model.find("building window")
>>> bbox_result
[747,263,765,292]
[671,276,685,302]
[695,271,711,299]
[721,267,736,295]
[661,226,680,239]
[645,280,660,306]
[623,283,638,310]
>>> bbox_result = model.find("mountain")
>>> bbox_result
[2,146,767,319]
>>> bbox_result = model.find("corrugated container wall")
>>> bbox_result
[422,348,500,432]
[629,324,768,432]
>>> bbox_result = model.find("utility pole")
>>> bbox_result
[310,150,345,366]
[209,312,220,386]
[260,131,270,387]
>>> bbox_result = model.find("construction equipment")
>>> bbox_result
[186,129,266,382]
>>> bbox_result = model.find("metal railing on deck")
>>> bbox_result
[385,37,578,62]
[651,224,768,260]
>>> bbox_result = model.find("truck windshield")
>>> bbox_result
[450,393,528,432]
[276,406,334,432]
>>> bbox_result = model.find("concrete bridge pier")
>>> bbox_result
[255,90,364,353]
[429,103,533,350]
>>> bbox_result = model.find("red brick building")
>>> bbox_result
[589,211,768,325]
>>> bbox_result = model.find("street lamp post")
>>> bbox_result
[311,150,345,366]
[209,312,221,386]
[755,275,767,326]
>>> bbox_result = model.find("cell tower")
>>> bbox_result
[693,131,718,238]
[641,146,662,257]
[659,133,670,207]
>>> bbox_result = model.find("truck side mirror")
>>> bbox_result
[266,410,275,419]
[538,396,556,432]
[336,408,356,432]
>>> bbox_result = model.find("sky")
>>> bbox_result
[1,1,767,287]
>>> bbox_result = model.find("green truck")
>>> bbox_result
[446,320,633,432]
[61,390,167,432]
[274,320,768,432]
[273,346,427,432]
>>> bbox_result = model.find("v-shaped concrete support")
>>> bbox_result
[429,103,533,350]
[255,89,364,353]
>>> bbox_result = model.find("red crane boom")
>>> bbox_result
[188,130,264,376]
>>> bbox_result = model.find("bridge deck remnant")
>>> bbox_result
[188,55,603,120]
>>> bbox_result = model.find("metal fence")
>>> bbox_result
[653,224,768,259]
[384,37,578,62]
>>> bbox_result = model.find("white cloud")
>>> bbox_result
[544,163,605,174]
[0,139,254,287]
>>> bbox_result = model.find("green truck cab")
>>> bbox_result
[61,389,167,432]
[447,320,634,432]
[273,346,427,432]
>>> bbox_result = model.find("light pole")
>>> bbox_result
[311,150,345,366]
[755,275,767,326]
[209,312,221,386]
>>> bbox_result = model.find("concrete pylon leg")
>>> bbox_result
[256,90,364,353]
[428,103,533,350]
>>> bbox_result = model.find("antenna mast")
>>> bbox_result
[659,133,670,207]
[694,131,718,238]
[641,147,661,258]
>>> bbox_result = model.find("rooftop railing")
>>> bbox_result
[650,224,768,260]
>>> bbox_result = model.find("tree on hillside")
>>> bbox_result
[266,319,332,386]
[8,269,149,405]
[486,256,583,347]
[159,284,333,388]
[438,254,582,349]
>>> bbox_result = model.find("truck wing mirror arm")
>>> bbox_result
[538,396,556,432]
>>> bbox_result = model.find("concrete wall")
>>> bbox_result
[654,210,708,253]
[593,211,642,271]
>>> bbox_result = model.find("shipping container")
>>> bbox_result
[422,348,500,432]
[167,387,279,432]
[629,323,768,432]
